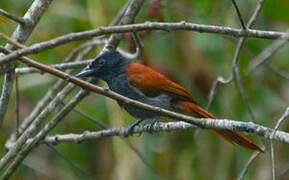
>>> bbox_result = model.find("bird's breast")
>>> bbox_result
[108,73,172,119]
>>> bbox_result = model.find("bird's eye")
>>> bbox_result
[99,59,105,66]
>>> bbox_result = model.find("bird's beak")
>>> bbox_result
[75,69,97,78]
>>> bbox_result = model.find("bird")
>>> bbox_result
[76,50,264,153]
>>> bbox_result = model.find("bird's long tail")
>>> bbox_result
[176,101,264,153]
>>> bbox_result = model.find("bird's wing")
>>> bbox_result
[126,63,195,102]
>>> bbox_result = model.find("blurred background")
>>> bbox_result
[0,0,289,179]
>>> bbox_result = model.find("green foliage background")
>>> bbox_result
[0,0,288,179]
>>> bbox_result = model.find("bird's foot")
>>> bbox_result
[125,119,144,137]
[145,117,159,133]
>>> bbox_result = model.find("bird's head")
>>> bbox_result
[76,51,129,82]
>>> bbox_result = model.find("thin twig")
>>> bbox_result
[229,1,266,179]
[271,139,276,180]
[206,76,233,110]
[0,8,26,24]
[15,75,20,138]
[109,0,132,26]
[16,59,93,75]
[72,108,158,176]
[0,33,27,49]
[0,71,15,126]
[270,107,289,180]
[268,65,289,81]
[231,0,246,30]
[277,164,289,180]
[104,0,145,51]
[45,143,94,179]
[247,34,289,74]
[1,87,89,179]
[237,151,261,180]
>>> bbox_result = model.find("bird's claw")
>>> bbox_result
[125,119,144,137]
[146,123,154,133]
[145,118,159,133]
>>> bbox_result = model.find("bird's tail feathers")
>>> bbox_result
[176,101,264,153]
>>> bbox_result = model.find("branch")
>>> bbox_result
[270,107,289,180]
[0,22,288,66]
[267,65,289,81]
[230,2,266,179]
[247,32,289,74]
[231,0,246,30]
[21,118,289,145]
[16,59,93,75]
[40,122,197,144]
[45,143,93,178]
[0,8,26,24]
[237,151,261,180]
[103,0,145,51]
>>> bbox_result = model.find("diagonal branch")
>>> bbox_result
[247,32,289,74]
[0,8,26,24]
[231,0,246,30]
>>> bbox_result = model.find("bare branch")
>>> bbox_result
[45,143,94,179]
[0,33,27,49]
[231,0,246,30]
[15,75,20,138]
[0,72,15,126]
[216,1,266,179]
[270,139,276,180]
[277,164,289,180]
[206,76,233,110]
[16,59,93,75]
[267,65,289,81]
[104,0,145,51]
[0,22,288,66]
[247,33,289,74]
[237,152,261,180]
[232,0,265,124]
[270,107,289,180]
[0,8,26,24]
[109,0,132,26]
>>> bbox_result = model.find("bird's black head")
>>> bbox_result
[76,51,129,82]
